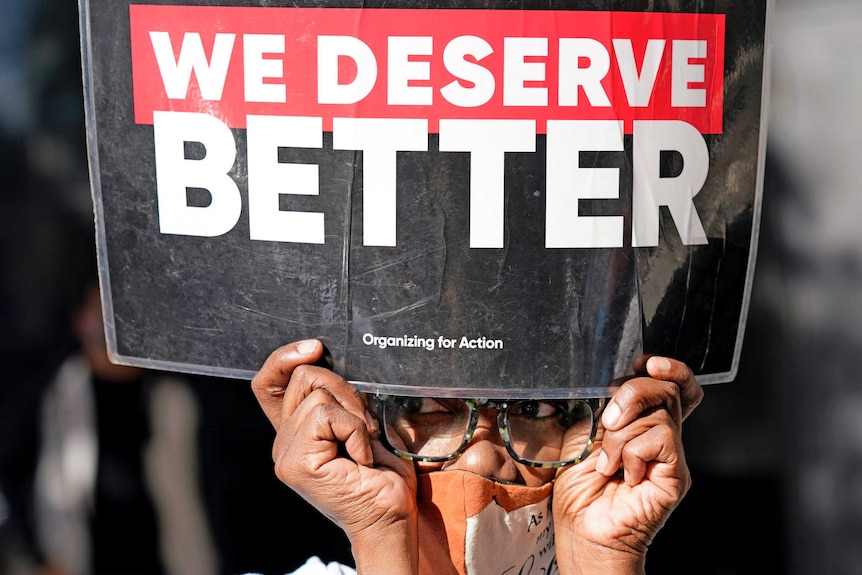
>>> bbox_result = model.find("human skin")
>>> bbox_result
[251,339,702,575]
[552,355,701,575]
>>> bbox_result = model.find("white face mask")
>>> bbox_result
[416,470,556,575]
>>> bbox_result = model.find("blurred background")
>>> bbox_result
[2,0,861,574]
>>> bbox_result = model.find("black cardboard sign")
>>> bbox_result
[80,0,771,397]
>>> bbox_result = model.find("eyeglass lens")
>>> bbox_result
[381,397,594,465]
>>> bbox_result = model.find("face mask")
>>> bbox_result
[416,470,556,575]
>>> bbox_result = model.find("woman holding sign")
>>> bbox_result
[251,338,702,575]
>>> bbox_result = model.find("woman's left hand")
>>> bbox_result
[552,356,703,575]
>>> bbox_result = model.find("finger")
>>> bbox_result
[281,363,373,432]
[617,421,683,486]
[595,407,680,481]
[601,376,682,432]
[643,356,703,421]
[324,401,376,467]
[251,339,324,428]
[275,388,375,475]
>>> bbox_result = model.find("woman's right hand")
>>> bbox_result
[251,339,419,574]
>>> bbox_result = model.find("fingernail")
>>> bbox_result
[595,450,608,474]
[602,402,621,428]
[648,356,671,373]
[297,339,319,355]
[365,410,378,432]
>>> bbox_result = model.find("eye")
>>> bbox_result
[508,400,560,419]
[394,397,450,415]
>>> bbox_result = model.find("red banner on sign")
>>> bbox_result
[130,5,725,134]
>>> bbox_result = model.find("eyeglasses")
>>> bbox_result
[374,395,605,468]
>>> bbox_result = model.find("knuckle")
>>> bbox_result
[614,381,643,411]
[681,467,693,495]
[291,364,320,389]
[659,378,682,401]
[250,374,264,396]
[292,363,313,380]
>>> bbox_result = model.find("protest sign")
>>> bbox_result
[80,0,771,396]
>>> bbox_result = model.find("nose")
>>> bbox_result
[443,408,523,483]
